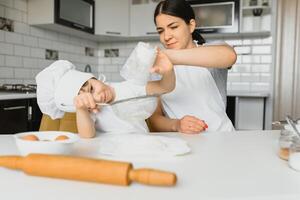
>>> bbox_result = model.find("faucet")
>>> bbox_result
[84,64,92,73]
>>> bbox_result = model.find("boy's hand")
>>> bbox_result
[74,80,115,113]
[74,92,98,113]
[150,48,173,75]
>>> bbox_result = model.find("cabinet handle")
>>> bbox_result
[28,106,32,120]
[106,31,121,35]
[200,28,215,32]
[73,23,85,30]
[3,106,26,111]
[146,32,158,35]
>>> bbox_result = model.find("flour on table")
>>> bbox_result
[98,133,190,158]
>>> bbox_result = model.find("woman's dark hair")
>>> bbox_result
[154,0,205,45]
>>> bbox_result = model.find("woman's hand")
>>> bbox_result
[176,115,208,134]
[150,48,173,75]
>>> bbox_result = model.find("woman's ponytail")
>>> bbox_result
[192,29,205,45]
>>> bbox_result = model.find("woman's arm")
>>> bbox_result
[148,100,178,132]
[148,100,207,133]
[146,49,175,95]
[164,44,237,68]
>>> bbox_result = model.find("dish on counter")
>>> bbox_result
[14,131,79,156]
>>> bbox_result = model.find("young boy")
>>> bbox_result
[36,46,175,138]
[74,48,175,138]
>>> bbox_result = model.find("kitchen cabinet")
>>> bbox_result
[28,0,95,38]
[234,96,265,130]
[95,0,130,36]
[27,98,43,132]
[0,98,42,134]
[130,0,158,37]
[227,94,268,130]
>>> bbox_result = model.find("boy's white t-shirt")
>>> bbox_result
[91,81,152,133]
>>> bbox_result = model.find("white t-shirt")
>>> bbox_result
[161,65,234,132]
[91,81,156,133]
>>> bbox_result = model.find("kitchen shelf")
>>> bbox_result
[242,6,271,10]
[202,31,271,39]
[97,31,272,42]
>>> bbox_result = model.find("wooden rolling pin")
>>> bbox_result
[0,154,176,187]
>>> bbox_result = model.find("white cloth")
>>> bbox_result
[92,81,157,133]
[120,42,157,86]
[36,60,94,119]
[97,133,190,160]
[161,65,234,132]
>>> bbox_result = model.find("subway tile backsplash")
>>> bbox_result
[0,0,273,93]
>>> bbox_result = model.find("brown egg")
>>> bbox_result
[55,135,69,141]
[21,134,39,141]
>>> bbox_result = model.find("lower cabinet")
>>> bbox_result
[27,98,43,132]
[0,98,42,134]
[226,96,267,130]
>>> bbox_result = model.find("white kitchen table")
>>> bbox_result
[0,131,300,200]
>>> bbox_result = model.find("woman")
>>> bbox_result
[148,0,237,133]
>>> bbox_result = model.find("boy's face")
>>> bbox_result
[80,78,115,103]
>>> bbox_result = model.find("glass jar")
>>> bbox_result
[289,139,300,171]
[278,129,297,160]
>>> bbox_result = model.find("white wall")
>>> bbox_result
[274,0,300,120]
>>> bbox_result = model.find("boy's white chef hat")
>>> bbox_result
[35,60,94,119]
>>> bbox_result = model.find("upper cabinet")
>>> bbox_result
[130,0,159,37]
[95,0,130,36]
[28,0,95,35]
[27,0,273,41]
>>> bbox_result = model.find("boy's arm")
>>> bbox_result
[146,49,175,95]
[76,108,96,138]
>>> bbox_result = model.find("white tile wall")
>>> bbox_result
[226,37,272,92]
[14,44,30,56]
[0,55,4,65]
[5,55,22,67]
[0,67,13,78]
[0,30,4,41]
[0,0,100,84]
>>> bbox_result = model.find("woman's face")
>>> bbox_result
[155,14,196,50]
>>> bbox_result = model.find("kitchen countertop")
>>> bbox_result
[0,92,37,100]
[0,131,300,200]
